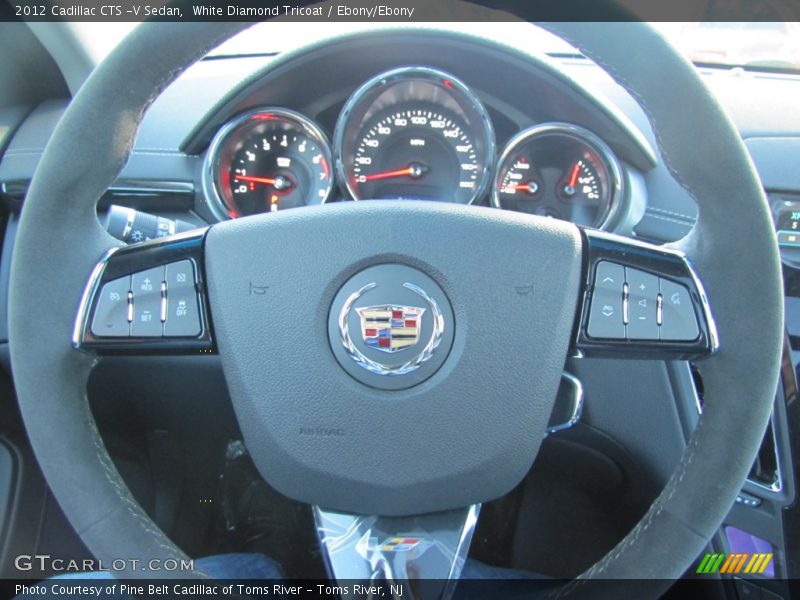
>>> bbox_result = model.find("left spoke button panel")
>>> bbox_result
[74,229,213,353]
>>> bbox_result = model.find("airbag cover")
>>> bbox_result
[204,201,582,515]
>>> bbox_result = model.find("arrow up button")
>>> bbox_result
[587,261,625,340]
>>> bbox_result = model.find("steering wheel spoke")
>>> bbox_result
[73,228,214,353]
[573,228,718,360]
[314,505,479,600]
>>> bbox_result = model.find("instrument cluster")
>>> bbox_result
[202,66,623,230]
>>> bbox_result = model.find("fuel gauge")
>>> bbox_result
[498,156,543,198]
[493,123,622,229]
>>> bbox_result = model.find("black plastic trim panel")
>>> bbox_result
[1,179,195,213]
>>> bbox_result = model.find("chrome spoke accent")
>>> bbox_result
[546,372,584,434]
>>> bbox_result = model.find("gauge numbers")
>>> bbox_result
[334,66,495,205]
[351,107,480,203]
[493,123,621,229]
[203,107,333,220]
[230,129,330,216]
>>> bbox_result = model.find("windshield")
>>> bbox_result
[74,21,800,73]
[658,22,800,71]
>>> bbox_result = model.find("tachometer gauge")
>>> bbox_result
[334,67,495,204]
[203,108,333,220]
[493,123,622,229]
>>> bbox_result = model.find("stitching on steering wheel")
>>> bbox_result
[534,24,713,591]
[66,25,253,575]
[82,391,209,573]
[557,423,703,595]
[540,25,705,221]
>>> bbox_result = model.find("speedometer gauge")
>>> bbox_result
[334,67,495,204]
[203,108,333,220]
[492,123,622,229]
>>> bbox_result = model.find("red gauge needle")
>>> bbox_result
[361,162,428,182]
[508,180,540,194]
[567,162,581,187]
[235,174,293,191]
[234,175,276,185]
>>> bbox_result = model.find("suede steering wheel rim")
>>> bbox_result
[8,16,782,594]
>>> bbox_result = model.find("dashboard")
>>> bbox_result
[1,28,799,271]
[175,29,659,238]
[3,27,799,252]
[202,65,622,230]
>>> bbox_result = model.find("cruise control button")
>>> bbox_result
[625,267,659,340]
[587,261,625,339]
[91,276,131,337]
[659,278,699,341]
[164,260,201,337]
[131,266,165,337]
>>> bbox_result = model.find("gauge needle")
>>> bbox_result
[235,175,276,185]
[513,182,539,192]
[362,163,429,182]
[567,162,581,187]
[235,174,293,191]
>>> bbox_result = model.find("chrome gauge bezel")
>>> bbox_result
[201,107,334,221]
[491,122,624,230]
[333,66,496,205]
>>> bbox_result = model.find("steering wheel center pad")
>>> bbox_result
[205,200,581,515]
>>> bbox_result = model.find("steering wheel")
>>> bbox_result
[8,14,782,597]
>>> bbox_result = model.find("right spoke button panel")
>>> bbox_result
[588,261,700,342]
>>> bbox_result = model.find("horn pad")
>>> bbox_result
[204,201,582,515]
